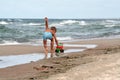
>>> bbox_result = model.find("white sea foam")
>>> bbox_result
[0,37,72,46]
[79,21,87,25]
[0,21,9,25]
[22,23,41,26]
[105,24,116,27]
[50,23,63,26]
[50,20,87,27]
[50,20,79,26]
[57,37,72,41]
[60,20,79,25]
[0,41,22,46]
[106,20,116,23]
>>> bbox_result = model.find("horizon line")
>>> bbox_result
[0,17,120,19]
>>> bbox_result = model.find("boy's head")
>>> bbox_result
[51,26,57,33]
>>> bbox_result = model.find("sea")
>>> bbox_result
[0,18,120,45]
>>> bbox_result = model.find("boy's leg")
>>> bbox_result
[43,40,48,59]
[50,38,54,58]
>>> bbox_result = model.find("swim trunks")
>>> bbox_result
[43,32,52,40]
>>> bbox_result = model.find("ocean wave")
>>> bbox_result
[0,19,120,45]
[104,24,116,28]
[51,20,88,27]
[101,20,120,27]
[50,20,80,26]
[0,25,20,35]
[0,40,22,46]
[105,20,117,23]
[22,23,41,26]
[79,21,87,25]
[59,20,79,25]
[0,21,9,25]
[0,37,72,46]
[49,23,63,27]
[57,36,72,41]
[104,23,120,28]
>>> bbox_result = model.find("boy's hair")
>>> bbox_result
[51,26,57,32]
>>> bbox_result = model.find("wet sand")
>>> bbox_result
[0,38,120,80]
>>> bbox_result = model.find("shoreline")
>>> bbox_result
[0,38,120,80]
[0,44,97,69]
[0,36,120,46]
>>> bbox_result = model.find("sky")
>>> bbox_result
[0,0,120,19]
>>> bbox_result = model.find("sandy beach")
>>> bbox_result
[0,0,120,80]
[0,38,120,80]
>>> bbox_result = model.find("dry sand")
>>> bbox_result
[47,51,120,80]
[0,38,120,80]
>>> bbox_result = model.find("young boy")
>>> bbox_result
[43,17,58,59]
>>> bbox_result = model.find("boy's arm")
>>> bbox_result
[53,34,58,46]
[44,17,49,30]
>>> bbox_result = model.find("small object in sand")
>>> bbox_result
[33,67,48,71]
[55,43,64,56]
[42,65,54,69]
[33,65,54,71]
[29,77,34,80]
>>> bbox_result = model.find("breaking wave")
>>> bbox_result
[50,20,87,26]
[0,21,9,25]
[22,23,41,26]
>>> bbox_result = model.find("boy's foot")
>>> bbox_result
[50,54,53,58]
[50,53,57,58]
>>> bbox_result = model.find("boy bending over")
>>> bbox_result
[43,17,58,59]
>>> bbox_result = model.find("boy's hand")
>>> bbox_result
[45,17,48,29]
[45,17,48,21]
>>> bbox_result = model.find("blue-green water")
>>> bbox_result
[0,19,120,45]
